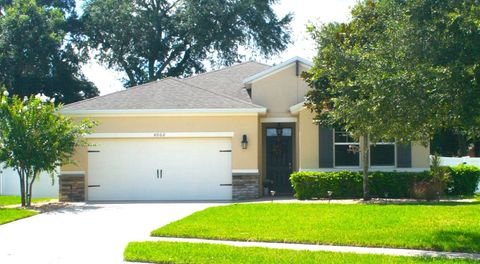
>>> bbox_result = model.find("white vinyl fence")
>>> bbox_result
[0,166,58,198]
[435,156,480,168]
[433,156,480,192]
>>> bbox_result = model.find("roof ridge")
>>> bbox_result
[63,78,177,108]
[169,78,264,108]
[184,61,271,81]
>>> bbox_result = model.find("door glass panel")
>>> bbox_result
[282,128,292,136]
[266,128,277,137]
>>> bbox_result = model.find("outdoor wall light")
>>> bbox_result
[241,134,248,149]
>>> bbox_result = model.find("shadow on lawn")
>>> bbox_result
[430,230,480,253]
[380,201,480,207]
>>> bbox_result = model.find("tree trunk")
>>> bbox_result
[361,135,370,201]
[457,133,467,156]
[17,168,26,207]
[26,171,38,207]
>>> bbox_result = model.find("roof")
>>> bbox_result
[62,57,311,114]
[183,61,270,102]
[62,77,265,113]
[243,57,312,84]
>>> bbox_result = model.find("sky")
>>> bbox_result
[81,0,357,95]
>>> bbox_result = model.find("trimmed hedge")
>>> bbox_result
[290,165,480,200]
[448,165,480,195]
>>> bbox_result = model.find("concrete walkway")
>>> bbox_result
[0,202,224,264]
[147,237,480,260]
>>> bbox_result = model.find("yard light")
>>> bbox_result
[327,191,333,203]
[241,134,248,149]
[270,190,276,203]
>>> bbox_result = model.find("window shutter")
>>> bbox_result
[319,127,334,168]
[396,143,412,168]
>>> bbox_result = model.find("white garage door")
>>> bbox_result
[87,138,232,201]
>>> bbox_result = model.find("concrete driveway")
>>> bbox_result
[0,202,224,264]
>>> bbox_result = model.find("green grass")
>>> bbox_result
[124,241,480,264]
[0,208,37,225]
[0,196,54,206]
[152,203,480,253]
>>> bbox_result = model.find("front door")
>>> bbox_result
[265,125,294,194]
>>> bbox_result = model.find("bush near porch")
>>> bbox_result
[290,165,480,200]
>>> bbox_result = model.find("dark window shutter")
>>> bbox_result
[396,143,412,168]
[319,127,334,168]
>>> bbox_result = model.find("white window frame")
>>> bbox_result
[333,129,360,169]
[369,142,397,168]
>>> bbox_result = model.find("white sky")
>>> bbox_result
[81,0,357,95]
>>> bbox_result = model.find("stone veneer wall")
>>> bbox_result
[59,174,85,202]
[232,173,260,200]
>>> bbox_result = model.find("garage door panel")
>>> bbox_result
[87,138,232,201]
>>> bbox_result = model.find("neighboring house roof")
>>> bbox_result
[62,77,265,114]
[183,61,270,102]
[243,56,312,85]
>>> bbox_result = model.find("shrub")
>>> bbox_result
[448,165,480,196]
[290,171,362,199]
[290,168,480,200]
[369,171,430,198]
[412,156,451,200]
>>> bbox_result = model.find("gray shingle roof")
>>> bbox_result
[62,77,264,111]
[63,61,270,111]
[183,61,270,102]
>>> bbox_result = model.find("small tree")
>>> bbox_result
[0,91,96,207]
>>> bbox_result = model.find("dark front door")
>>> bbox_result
[265,126,294,194]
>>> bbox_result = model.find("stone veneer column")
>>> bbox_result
[59,173,85,202]
[232,172,260,200]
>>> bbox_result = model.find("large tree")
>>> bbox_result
[80,0,292,87]
[304,0,480,199]
[0,90,96,207]
[0,0,99,104]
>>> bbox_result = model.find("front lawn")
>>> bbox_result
[124,241,479,264]
[0,208,37,225]
[0,196,54,206]
[152,203,480,253]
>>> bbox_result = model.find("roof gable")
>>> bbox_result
[184,61,270,102]
[243,57,312,85]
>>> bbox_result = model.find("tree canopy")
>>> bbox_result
[0,0,99,104]
[80,0,292,87]
[304,0,480,144]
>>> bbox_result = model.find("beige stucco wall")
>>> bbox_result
[61,115,260,173]
[298,109,319,169]
[251,64,309,117]
[412,142,430,168]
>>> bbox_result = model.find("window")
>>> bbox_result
[370,142,395,167]
[266,128,292,137]
[334,130,359,167]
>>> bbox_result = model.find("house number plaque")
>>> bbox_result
[153,132,166,137]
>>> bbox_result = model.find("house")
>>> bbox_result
[60,57,430,202]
